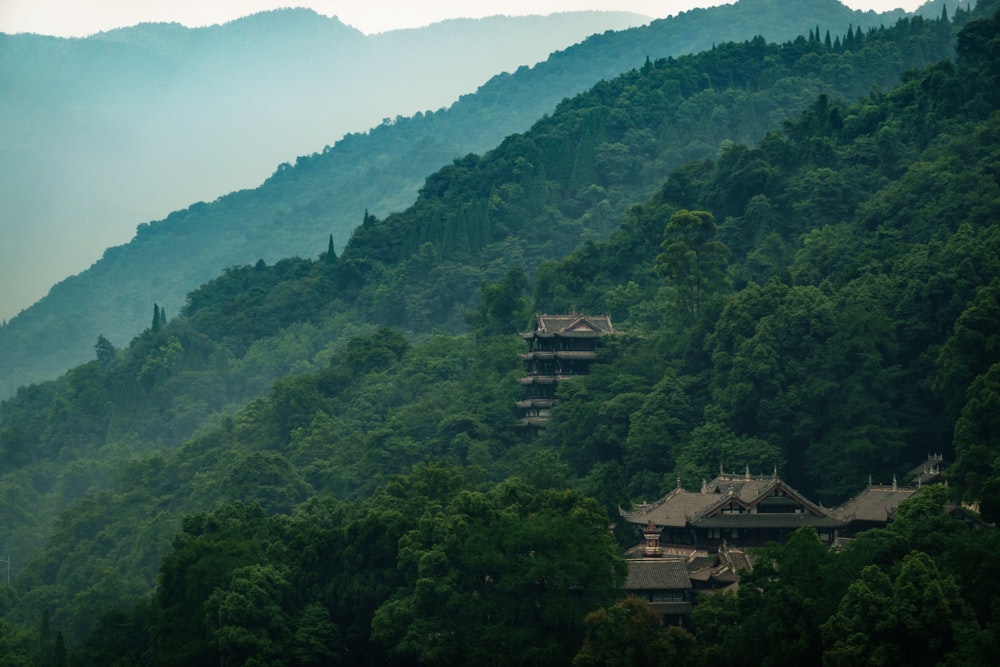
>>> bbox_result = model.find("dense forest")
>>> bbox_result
[0,8,651,334]
[0,0,935,397]
[2,1,1000,664]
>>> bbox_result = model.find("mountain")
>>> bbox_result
[0,8,652,324]
[0,0,937,398]
[0,1,997,657]
[0,0,971,568]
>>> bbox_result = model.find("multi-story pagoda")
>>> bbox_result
[517,313,616,435]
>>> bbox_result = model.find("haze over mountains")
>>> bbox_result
[0,0,996,656]
[0,0,954,397]
[0,8,652,323]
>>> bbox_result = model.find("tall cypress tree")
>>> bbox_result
[325,234,337,263]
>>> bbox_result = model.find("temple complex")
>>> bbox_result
[620,467,844,552]
[517,314,616,435]
[830,475,920,538]
[619,466,931,624]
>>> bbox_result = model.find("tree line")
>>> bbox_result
[0,2,999,662]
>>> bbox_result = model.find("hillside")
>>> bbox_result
[0,2,998,660]
[0,0,930,397]
[0,8,651,324]
[2,4,997,657]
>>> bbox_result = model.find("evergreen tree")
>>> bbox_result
[325,234,337,263]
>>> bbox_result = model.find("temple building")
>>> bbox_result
[830,475,919,538]
[618,467,931,623]
[620,466,941,557]
[907,452,947,486]
[623,559,693,626]
[620,468,844,552]
[517,314,616,434]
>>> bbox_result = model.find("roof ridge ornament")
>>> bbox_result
[892,474,897,490]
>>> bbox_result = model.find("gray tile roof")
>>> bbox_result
[625,559,692,591]
[622,471,836,528]
[621,487,719,527]
[832,484,919,522]
[522,313,615,338]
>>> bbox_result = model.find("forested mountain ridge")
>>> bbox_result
[2,3,999,661]
[0,7,967,548]
[0,0,945,397]
[0,8,652,328]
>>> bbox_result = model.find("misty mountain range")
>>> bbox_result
[0,0,955,397]
[0,8,651,321]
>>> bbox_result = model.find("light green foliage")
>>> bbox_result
[821,565,896,667]
[655,209,730,319]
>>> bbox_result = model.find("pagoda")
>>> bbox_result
[516,313,616,435]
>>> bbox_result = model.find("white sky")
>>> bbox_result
[0,1,928,37]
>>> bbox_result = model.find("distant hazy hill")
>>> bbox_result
[0,8,651,322]
[0,0,944,396]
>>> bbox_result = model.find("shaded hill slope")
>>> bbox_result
[0,0,932,397]
[0,8,651,323]
[0,5,979,618]
[1,3,998,652]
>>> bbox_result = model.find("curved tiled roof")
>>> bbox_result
[622,470,835,527]
[625,559,692,590]
[521,313,615,338]
[832,484,919,522]
[621,487,718,527]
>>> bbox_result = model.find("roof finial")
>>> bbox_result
[701,478,708,494]
[892,474,897,490]
[676,475,682,490]
[868,474,872,487]
[772,465,777,479]
[727,478,734,496]
[745,464,750,480]
[719,463,724,477]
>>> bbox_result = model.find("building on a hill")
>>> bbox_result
[623,558,693,626]
[620,468,844,552]
[829,475,920,539]
[516,313,616,436]
[907,452,947,486]
[618,465,951,623]
[620,467,934,554]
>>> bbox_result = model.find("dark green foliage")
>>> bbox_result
[1,0,930,398]
[1,5,1000,664]
[574,597,695,667]
[654,209,730,319]
[467,268,532,338]
[370,478,625,667]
